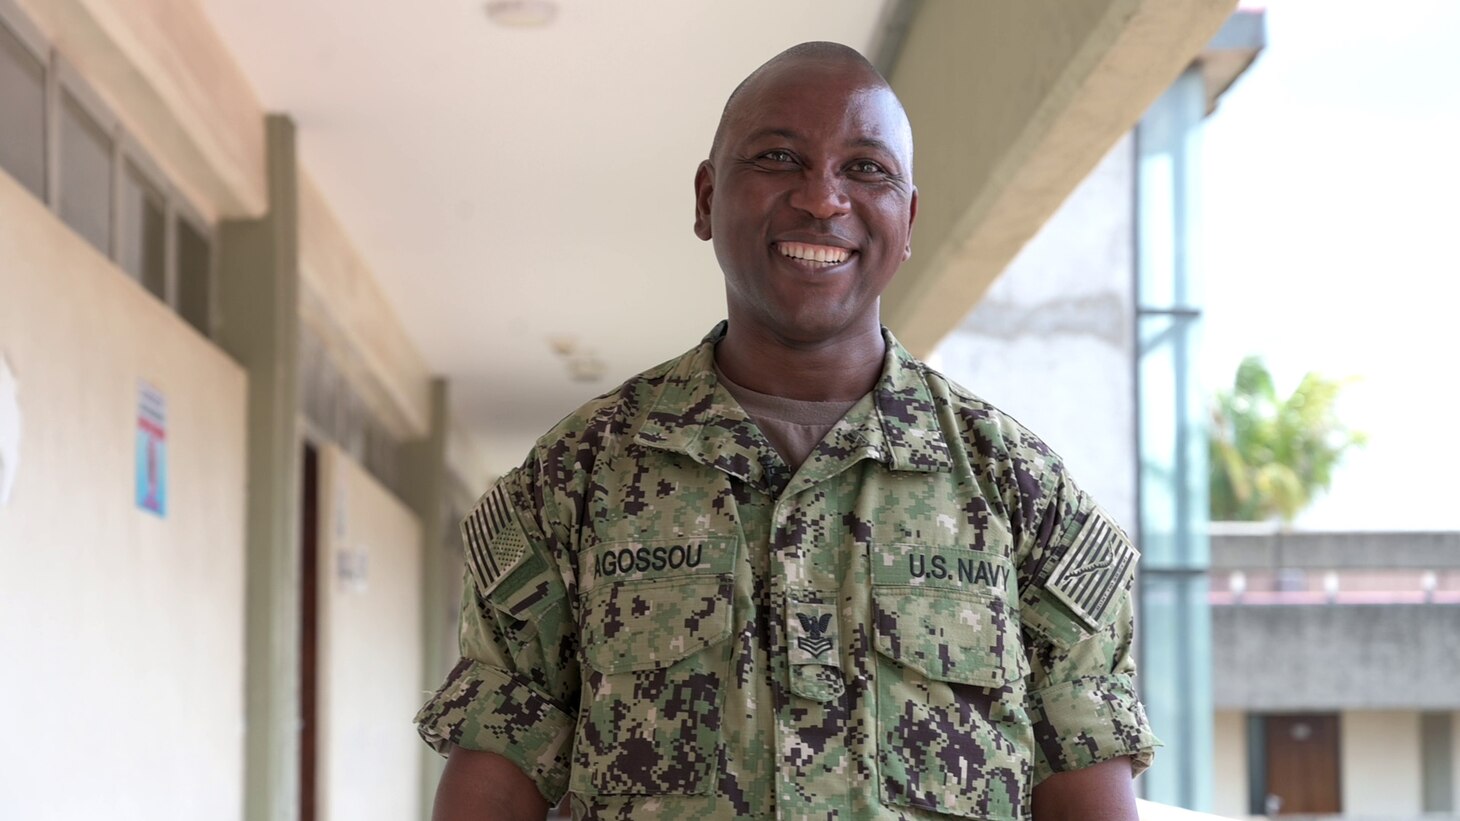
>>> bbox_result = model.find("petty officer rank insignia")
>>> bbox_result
[795,612,834,658]
[1045,507,1139,630]
[461,483,531,598]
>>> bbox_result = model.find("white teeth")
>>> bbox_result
[778,242,850,264]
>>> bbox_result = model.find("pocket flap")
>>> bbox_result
[872,587,1027,688]
[582,575,734,674]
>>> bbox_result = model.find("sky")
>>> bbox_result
[1199,0,1460,530]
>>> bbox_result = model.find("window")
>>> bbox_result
[58,89,113,255]
[118,159,167,297]
[176,215,212,336]
[0,16,45,198]
[0,1,217,341]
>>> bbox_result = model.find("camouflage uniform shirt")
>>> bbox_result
[417,323,1159,821]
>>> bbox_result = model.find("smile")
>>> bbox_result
[776,242,854,266]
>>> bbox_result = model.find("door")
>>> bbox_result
[1265,713,1341,814]
[300,443,320,821]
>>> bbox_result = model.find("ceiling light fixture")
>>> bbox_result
[483,1,558,27]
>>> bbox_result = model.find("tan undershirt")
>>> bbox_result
[714,364,860,471]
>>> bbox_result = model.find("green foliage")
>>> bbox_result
[1208,356,1367,522]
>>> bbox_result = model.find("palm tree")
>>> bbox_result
[1209,356,1366,523]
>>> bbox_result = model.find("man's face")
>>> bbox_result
[694,60,917,346]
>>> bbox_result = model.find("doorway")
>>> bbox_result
[300,443,320,821]
[1262,713,1342,814]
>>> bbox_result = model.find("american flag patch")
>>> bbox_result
[461,483,530,598]
[1045,507,1138,630]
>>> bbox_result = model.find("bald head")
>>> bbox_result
[708,42,910,170]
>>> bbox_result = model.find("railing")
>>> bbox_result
[1208,527,1460,606]
[1209,568,1460,606]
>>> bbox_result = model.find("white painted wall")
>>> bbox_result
[1341,710,1423,816]
[930,135,1138,532]
[0,170,247,818]
[317,444,423,821]
[1211,710,1250,818]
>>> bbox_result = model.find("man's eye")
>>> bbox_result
[850,160,885,174]
[760,150,796,164]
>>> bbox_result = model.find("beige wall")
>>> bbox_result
[1341,710,1423,816]
[316,444,424,821]
[0,170,247,818]
[1211,710,1249,818]
[14,0,444,447]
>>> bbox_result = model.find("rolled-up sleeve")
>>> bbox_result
[415,462,580,805]
[1017,475,1161,784]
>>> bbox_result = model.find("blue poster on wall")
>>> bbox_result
[135,381,167,517]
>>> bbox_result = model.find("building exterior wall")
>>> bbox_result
[1341,711,1424,816]
[1211,709,1445,819]
[1212,605,1460,710]
[317,444,424,821]
[0,167,248,819]
[930,134,1137,532]
[1211,711,1250,818]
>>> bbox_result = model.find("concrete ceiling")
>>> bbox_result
[197,0,894,470]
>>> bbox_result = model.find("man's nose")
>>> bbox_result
[788,169,850,220]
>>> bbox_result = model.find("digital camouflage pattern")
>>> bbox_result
[416,324,1159,820]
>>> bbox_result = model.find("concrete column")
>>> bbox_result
[1422,711,1455,813]
[216,115,302,821]
[398,378,451,820]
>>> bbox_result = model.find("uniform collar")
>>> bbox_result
[633,323,951,493]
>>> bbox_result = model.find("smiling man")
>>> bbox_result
[418,42,1158,821]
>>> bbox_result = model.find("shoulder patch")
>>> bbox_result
[1044,507,1138,631]
[461,483,531,599]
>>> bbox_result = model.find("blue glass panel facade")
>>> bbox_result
[1135,67,1214,810]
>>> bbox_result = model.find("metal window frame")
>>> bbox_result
[116,132,171,293]
[53,54,119,258]
[0,0,44,57]
[172,197,217,337]
[0,0,50,198]
[0,0,218,340]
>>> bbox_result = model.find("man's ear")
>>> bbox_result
[693,161,714,241]
[902,187,918,261]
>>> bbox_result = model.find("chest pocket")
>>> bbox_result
[571,538,737,796]
[870,545,1034,821]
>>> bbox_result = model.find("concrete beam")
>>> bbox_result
[1211,529,1460,570]
[881,0,1236,356]
[299,176,434,440]
[1198,8,1265,113]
